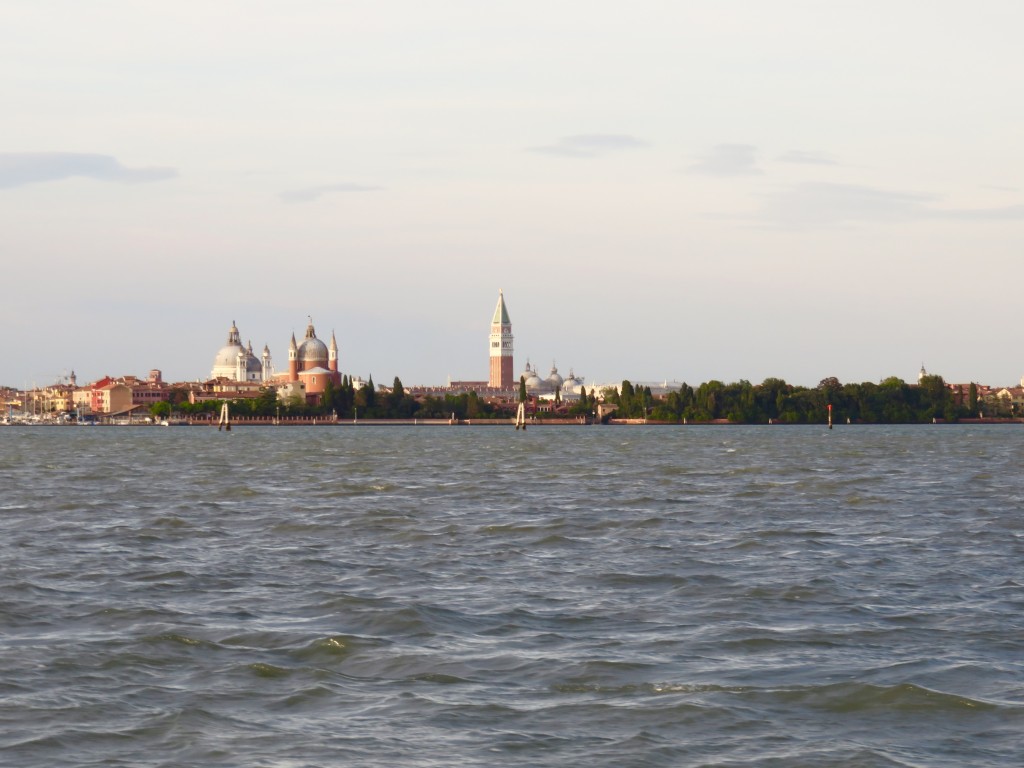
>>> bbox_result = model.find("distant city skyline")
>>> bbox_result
[3,2,1024,388]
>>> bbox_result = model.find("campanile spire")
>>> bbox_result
[489,290,514,389]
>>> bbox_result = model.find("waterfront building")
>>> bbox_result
[120,370,170,408]
[92,382,132,414]
[986,386,1024,416]
[189,378,266,405]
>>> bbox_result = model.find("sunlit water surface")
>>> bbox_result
[1,425,1022,767]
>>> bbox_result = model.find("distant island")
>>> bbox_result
[4,299,1019,426]
[6,372,1012,426]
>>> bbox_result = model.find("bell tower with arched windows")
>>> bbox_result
[489,290,514,389]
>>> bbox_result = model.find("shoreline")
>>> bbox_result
[4,417,1024,428]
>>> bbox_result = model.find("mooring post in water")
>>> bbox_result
[827,403,833,430]
[515,401,526,431]
[218,402,230,432]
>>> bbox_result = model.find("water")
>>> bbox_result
[1,425,1022,767]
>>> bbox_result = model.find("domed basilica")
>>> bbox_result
[286,319,342,397]
[519,360,584,397]
[210,321,272,382]
[210,319,342,402]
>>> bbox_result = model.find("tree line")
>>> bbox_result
[148,373,990,424]
[607,375,982,424]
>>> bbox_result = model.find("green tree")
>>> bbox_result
[355,375,376,415]
[918,374,949,421]
[320,379,337,412]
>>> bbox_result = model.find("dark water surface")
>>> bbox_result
[1,425,1022,766]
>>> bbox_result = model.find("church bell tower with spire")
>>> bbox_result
[489,290,514,389]
[288,333,298,381]
[329,330,339,374]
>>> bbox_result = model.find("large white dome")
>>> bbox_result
[210,322,264,381]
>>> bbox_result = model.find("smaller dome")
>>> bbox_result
[240,349,262,374]
[546,363,564,388]
[524,367,544,391]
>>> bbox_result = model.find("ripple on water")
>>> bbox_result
[1,426,1023,767]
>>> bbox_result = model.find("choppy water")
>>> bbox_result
[1,425,1022,767]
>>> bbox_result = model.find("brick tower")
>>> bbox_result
[489,290,514,389]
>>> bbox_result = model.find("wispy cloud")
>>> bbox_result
[0,152,176,189]
[280,183,382,203]
[937,205,1024,220]
[687,144,762,176]
[529,134,648,158]
[761,182,1024,228]
[778,150,838,166]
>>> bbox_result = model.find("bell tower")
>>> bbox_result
[262,344,273,382]
[329,330,339,373]
[489,290,514,389]
[288,333,298,381]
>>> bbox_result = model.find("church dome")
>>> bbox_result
[211,345,262,379]
[519,359,535,383]
[546,363,564,389]
[524,366,545,392]
[212,343,242,371]
[212,321,244,379]
[296,319,329,369]
[298,337,328,363]
[241,348,262,375]
[211,322,266,381]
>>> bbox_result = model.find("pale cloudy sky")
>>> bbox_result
[3,1,1023,389]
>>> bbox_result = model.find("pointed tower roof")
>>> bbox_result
[289,332,298,351]
[329,330,338,351]
[492,290,511,325]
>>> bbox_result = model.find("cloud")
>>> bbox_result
[0,152,177,189]
[937,205,1024,221]
[529,134,648,158]
[778,150,838,166]
[761,182,1024,228]
[687,144,762,176]
[280,183,383,203]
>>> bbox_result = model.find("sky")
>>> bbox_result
[3,1,1024,390]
